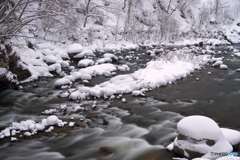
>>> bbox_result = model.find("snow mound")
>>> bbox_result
[67,43,83,54]
[171,115,240,159]
[55,63,120,87]
[14,43,71,83]
[74,48,95,58]
[69,54,210,100]
[221,128,240,145]
[234,52,240,57]
[96,57,113,64]
[177,116,223,141]
[104,53,118,61]
[0,115,66,139]
[78,59,95,67]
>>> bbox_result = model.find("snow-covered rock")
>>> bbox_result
[73,48,95,59]
[55,63,119,87]
[67,43,83,54]
[103,53,118,61]
[170,116,240,159]
[78,59,94,68]
[96,57,113,64]
[0,68,18,89]
[234,52,240,57]
[221,128,240,146]
[177,116,223,141]
[211,57,228,70]
[219,64,228,70]
[12,43,72,83]
[132,90,145,96]
[0,115,66,139]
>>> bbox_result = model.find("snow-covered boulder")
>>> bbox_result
[234,52,240,57]
[0,115,66,139]
[177,116,223,141]
[73,48,95,59]
[78,59,94,68]
[67,43,83,54]
[103,53,118,62]
[0,68,18,90]
[170,116,235,159]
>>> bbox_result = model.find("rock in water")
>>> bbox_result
[67,43,83,54]
[0,68,18,90]
[170,115,233,159]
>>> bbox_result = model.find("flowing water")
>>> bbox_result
[0,44,240,160]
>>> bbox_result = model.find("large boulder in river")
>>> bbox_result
[67,43,83,56]
[168,115,238,159]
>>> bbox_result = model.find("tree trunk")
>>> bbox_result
[124,0,133,33]
[83,0,92,28]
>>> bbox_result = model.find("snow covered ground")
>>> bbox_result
[12,41,138,84]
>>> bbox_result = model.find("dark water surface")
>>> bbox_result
[0,44,240,160]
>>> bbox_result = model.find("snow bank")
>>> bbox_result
[14,43,71,83]
[69,54,210,100]
[0,115,66,139]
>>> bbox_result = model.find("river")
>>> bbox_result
[0,44,240,160]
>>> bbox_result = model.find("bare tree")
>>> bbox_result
[83,0,92,28]
[123,0,133,33]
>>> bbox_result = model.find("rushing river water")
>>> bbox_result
[0,44,240,160]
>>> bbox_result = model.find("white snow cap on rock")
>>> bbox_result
[55,63,119,87]
[78,59,94,67]
[67,43,83,54]
[173,115,240,159]
[234,52,240,57]
[221,128,240,145]
[177,115,223,141]
[0,115,65,139]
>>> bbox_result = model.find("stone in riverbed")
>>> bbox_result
[0,68,18,90]
[169,115,238,159]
